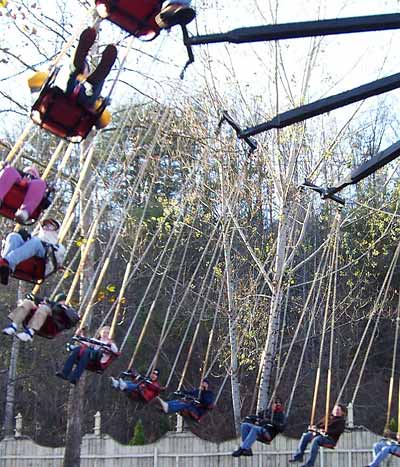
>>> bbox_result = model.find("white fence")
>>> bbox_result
[0,418,397,466]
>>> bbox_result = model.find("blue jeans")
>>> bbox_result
[167,399,199,415]
[293,431,336,466]
[125,382,140,393]
[61,346,95,383]
[369,440,400,466]
[240,422,268,450]
[66,71,104,108]
[2,233,45,271]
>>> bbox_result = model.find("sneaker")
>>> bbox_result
[16,329,34,342]
[15,208,29,224]
[0,258,10,285]
[110,377,120,389]
[157,397,169,413]
[118,378,128,390]
[232,448,243,457]
[241,448,253,456]
[73,27,96,73]
[156,4,196,29]
[87,44,117,86]
[2,323,17,336]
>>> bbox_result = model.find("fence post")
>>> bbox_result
[14,413,22,437]
[347,402,354,428]
[94,411,101,436]
[154,446,158,467]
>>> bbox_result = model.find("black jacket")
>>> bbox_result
[316,415,345,442]
[244,409,287,440]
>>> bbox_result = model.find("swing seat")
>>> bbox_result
[95,0,162,39]
[31,86,101,143]
[391,451,400,457]
[321,443,336,449]
[23,307,80,339]
[11,256,46,284]
[257,433,272,445]
[180,404,214,423]
[79,344,121,374]
[0,181,51,225]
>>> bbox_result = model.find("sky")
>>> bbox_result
[1,0,400,141]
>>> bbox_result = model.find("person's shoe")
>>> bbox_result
[156,397,169,413]
[156,4,196,29]
[73,27,97,73]
[110,377,120,389]
[69,378,77,385]
[55,371,68,381]
[0,258,10,285]
[288,458,303,463]
[232,448,243,457]
[87,44,117,86]
[118,378,128,390]
[16,328,34,342]
[15,208,29,224]
[241,448,253,456]
[2,323,17,336]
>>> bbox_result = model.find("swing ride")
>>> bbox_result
[3,1,400,464]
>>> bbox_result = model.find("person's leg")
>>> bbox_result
[292,431,314,461]
[8,299,35,327]
[0,166,22,202]
[373,440,388,457]
[20,179,47,215]
[304,435,330,467]
[69,348,92,383]
[240,422,252,442]
[61,347,81,378]
[166,399,191,413]
[241,425,265,450]
[369,444,398,467]
[26,303,51,331]
[4,237,46,270]
[124,381,140,393]
[1,232,25,258]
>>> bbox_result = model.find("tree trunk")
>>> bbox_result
[3,337,20,437]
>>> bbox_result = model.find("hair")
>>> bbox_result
[96,326,112,339]
[337,404,347,416]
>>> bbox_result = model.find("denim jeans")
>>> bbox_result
[369,440,400,466]
[240,422,267,450]
[61,346,94,383]
[2,233,45,271]
[125,382,140,393]
[293,431,336,466]
[66,71,104,109]
[167,399,196,414]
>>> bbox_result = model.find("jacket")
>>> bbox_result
[316,415,346,443]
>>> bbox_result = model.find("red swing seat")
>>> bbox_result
[95,0,162,39]
[78,343,121,374]
[12,256,46,284]
[23,306,80,339]
[180,404,214,423]
[0,180,49,225]
[257,432,272,445]
[31,85,102,143]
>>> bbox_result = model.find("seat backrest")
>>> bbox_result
[96,0,161,38]
[84,349,121,374]
[0,181,43,223]
[31,86,98,142]
[23,309,59,339]
[12,256,45,284]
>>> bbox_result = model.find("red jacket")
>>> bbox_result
[139,380,163,402]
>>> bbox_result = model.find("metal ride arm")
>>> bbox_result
[218,111,258,153]
[185,13,400,46]
[302,140,400,205]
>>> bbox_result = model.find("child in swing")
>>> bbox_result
[0,164,48,223]
[56,325,118,385]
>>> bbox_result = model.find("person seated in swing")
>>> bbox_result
[2,292,79,342]
[288,404,347,467]
[155,1,196,29]
[28,27,117,129]
[157,378,214,419]
[363,430,400,467]
[0,218,65,285]
[56,325,118,385]
[232,397,287,457]
[0,164,49,223]
[110,368,165,402]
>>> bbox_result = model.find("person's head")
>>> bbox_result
[201,378,209,390]
[40,218,60,232]
[23,165,40,178]
[332,404,347,417]
[272,397,284,412]
[98,325,111,340]
[54,292,67,304]
[150,368,160,382]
